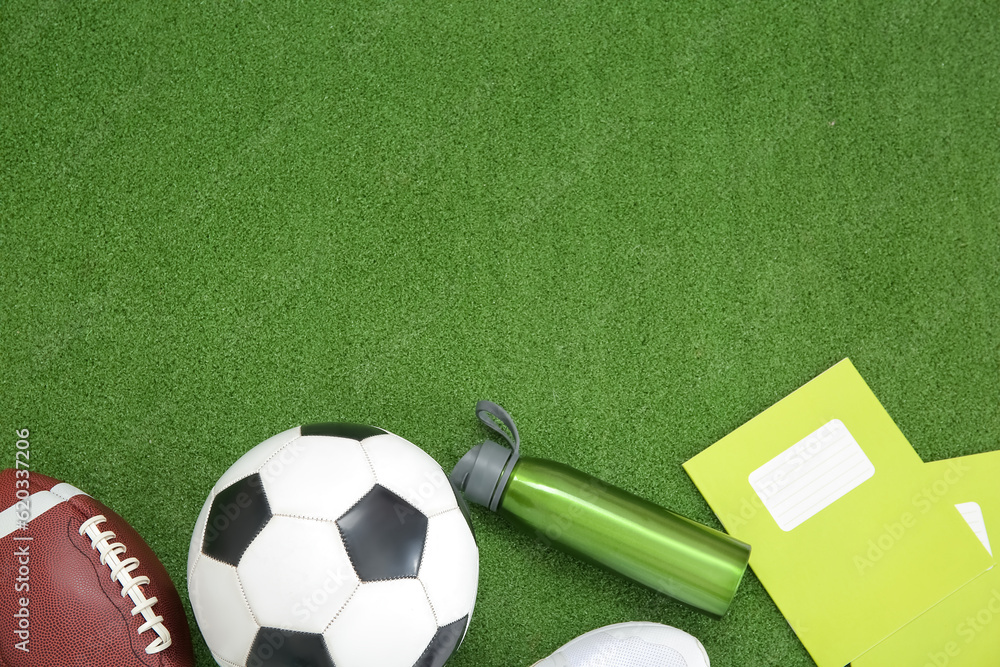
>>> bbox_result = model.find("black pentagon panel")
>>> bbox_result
[337,484,428,581]
[247,628,335,667]
[203,473,272,567]
[412,616,469,667]
[300,422,386,440]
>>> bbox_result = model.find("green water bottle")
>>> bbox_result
[450,401,751,618]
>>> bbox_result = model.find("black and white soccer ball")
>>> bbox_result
[187,423,479,667]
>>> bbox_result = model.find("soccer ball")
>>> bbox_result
[187,423,479,667]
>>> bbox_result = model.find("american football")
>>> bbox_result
[0,469,195,667]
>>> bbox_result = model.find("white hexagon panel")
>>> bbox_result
[238,515,359,633]
[419,508,479,626]
[363,432,458,518]
[188,555,259,666]
[324,579,438,667]
[215,426,302,492]
[260,436,375,522]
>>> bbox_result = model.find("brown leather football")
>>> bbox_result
[0,469,195,667]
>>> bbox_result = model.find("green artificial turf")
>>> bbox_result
[2,1,999,665]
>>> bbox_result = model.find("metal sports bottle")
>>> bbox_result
[450,401,751,617]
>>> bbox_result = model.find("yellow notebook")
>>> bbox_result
[684,359,994,667]
[852,450,1000,667]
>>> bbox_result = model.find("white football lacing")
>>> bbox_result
[78,515,172,654]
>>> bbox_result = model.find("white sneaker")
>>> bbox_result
[531,622,710,667]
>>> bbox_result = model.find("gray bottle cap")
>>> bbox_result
[449,401,521,512]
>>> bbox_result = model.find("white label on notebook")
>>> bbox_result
[956,502,992,555]
[749,419,875,531]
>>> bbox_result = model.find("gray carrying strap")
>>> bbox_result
[450,401,523,512]
[475,400,520,453]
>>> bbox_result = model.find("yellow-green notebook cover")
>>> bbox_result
[683,359,994,667]
[853,450,1000,667]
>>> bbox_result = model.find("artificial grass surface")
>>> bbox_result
[2,1,999,665]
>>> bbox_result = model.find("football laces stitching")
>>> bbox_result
[78,514,173,654]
